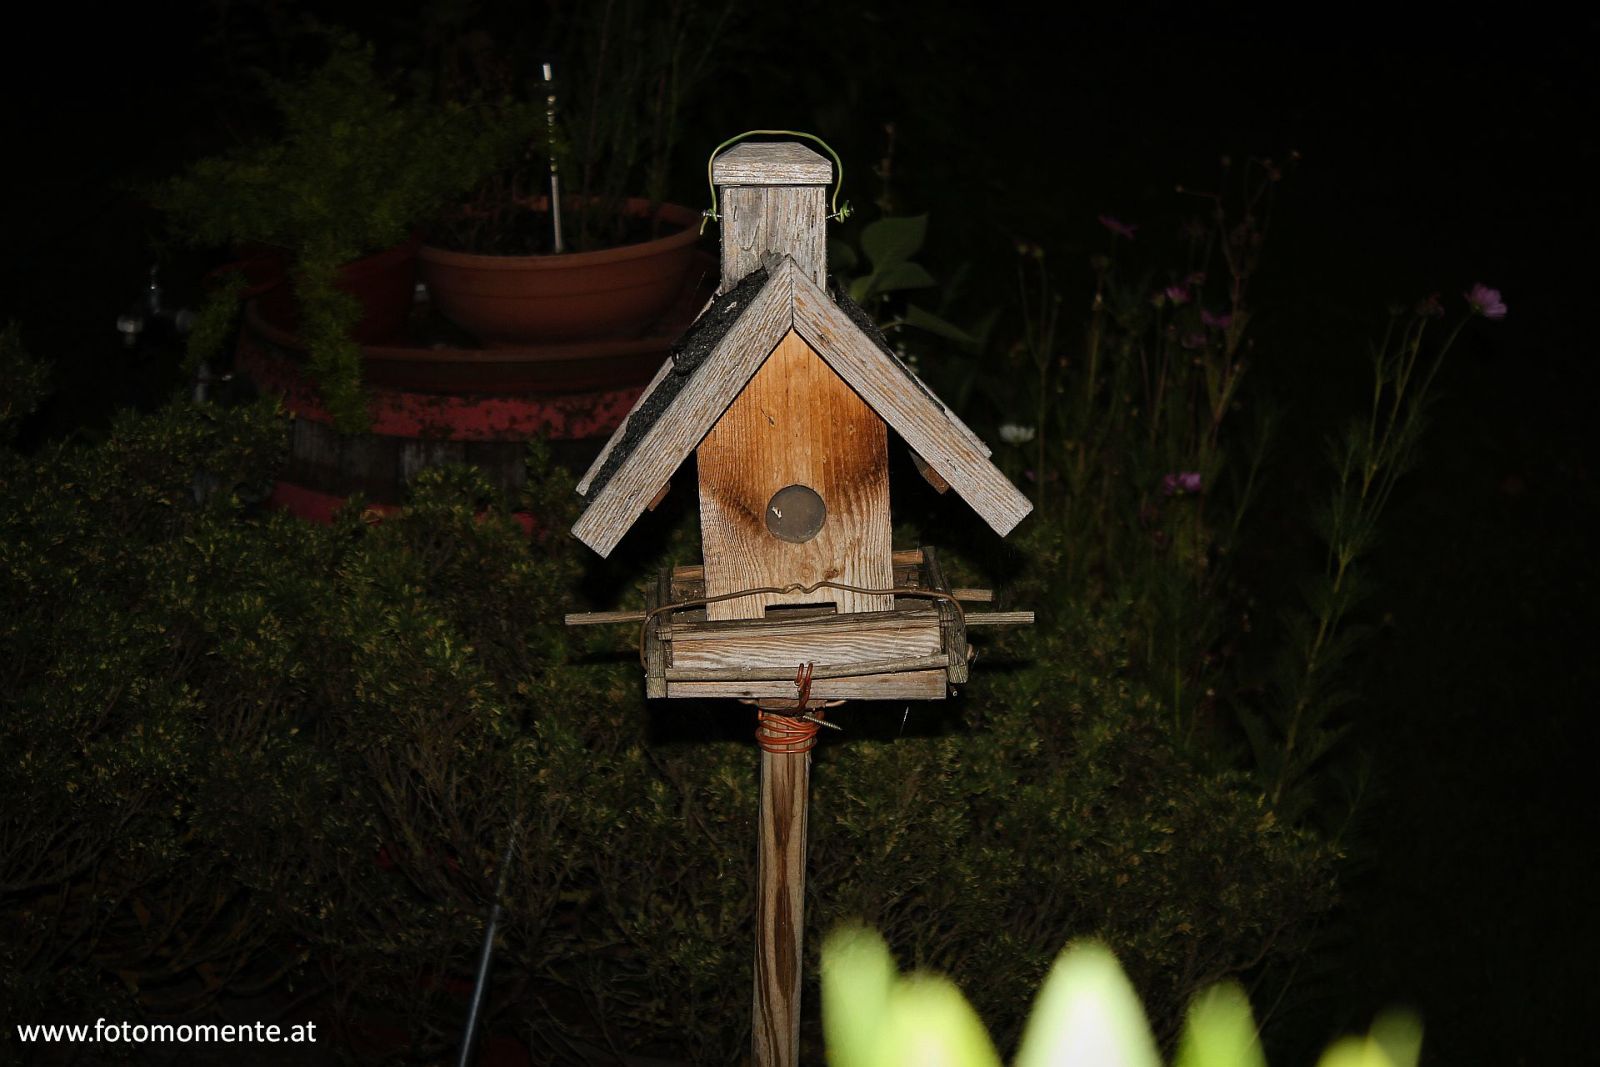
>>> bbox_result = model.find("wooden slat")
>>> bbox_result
[951,588,993,602]
[672,605,934,641]
[571,263,797,557]
[564,610,646,626]
[964,611,1035,626]
[668,669,946,701]
[791,272,1034,536]
[643,570,670,699]
[671,622,941,673]
[666,654,946,681]
[910,449,951,493]
[923,546,968,685]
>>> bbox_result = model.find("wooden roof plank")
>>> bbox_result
[790,272,1034,536]
[572,262,798,556]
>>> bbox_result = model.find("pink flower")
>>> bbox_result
[1164,284,1191,305]
[1466,283,1507,320]
[1161,471,1203,496]
[1098,214,1137,240]
[1200,308,1232,329]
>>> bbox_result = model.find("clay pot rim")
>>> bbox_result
[418,198,701,270]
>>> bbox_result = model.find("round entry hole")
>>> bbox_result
[765,484,826,543]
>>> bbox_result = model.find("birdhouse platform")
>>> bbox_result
[566,546,1031,702]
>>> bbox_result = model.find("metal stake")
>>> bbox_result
[456,826,520,1067]
[542,62,564,254]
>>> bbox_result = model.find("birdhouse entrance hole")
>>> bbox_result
[765,484,826,543]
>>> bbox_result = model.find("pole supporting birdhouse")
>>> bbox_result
[565,137,1034,1067]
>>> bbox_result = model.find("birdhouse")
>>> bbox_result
[568,141,1032,701]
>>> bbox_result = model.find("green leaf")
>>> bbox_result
[1369,1010,1424,1067]
[828,237,860,274]
[878,975,1002,1067]
[1174,982,1265,1067]
[822,925,896,1067]
[871,261,939,293]
[861,215,928,270]
[903,304,979,348]
[1014,941,1160,1067]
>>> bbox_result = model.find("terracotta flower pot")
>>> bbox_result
[255,236,421,344]
[418,199,704,346]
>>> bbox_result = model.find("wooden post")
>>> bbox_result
[753,730,810,1066]
[713,142,834,1067]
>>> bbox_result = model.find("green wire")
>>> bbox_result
[701,130,852,233]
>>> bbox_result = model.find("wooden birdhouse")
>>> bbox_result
[569,141,1033,701]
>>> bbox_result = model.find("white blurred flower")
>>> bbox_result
[998,423,1036,446]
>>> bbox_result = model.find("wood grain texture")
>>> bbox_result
[670,615,941,671]
[719,185,827,292]
[668,547,922,583]
[696,329,893,620]
[571,265,796,557]
[713,142,833,186]
[791,272,1034,536]
[753,745,809,1067]
[669,669,946,702]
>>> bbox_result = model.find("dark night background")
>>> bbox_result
[3,4,1595,1063]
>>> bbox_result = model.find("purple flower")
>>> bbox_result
[1200,308,1232,329]
[1164,284,1191,305]
[1160,471,1203,496]
[1098,214,1137,240]
[1466,283,1507,320]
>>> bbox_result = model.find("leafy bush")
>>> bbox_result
[155,34,537,429]
[821,923,1422,1067]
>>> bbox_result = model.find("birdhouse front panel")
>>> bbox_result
[696,329,893,621]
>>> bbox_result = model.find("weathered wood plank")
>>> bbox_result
[964,611,1035,626]
[671,605,935,641]
[666,654,946,681]
[696,329,893,619]
[669,669,946,702]
[910,449,951,493]
[571,264,797,557]
[564,610,646,626]
[576,352,677,497]
[790,272,1034,536]
[719,186,827,292]
[671,623,941,672]
[713,141,834,186]
[923,546,968,685]
[643,570,670,699]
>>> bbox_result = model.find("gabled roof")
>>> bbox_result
[572,256,1033,558]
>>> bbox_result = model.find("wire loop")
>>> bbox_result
[701,129,853,234]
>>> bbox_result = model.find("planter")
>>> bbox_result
[254,235,422,344]
[418,198,704,346]
[232,251,715,520]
